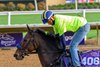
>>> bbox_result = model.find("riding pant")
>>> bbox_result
[59,22,90,67]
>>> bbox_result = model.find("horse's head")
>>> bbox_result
[14,25,38,60]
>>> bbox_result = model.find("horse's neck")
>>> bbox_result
[36,38,60,67]
[37,48,59,67]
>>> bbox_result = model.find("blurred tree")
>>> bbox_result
[17,3,26,11]
[38,1,46,10]
[7,2,15,11]
[0,3,6,11]
[27,3,35,10]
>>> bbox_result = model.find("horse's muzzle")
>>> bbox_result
[13,54,24,60]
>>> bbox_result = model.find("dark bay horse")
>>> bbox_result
[14,25,68,67]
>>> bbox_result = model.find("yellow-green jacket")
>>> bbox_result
[53,15,87,36]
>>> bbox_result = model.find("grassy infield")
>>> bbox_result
[0,12,100,38]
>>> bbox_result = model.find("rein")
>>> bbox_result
[16,28,65,67]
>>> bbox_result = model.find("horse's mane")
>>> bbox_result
[34,28,61,50]
[35,28,47,36]
[35,28,56,40]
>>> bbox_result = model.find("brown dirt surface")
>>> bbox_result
[0,48,42,67]
[0,39,100,67]
[85,38,100,45]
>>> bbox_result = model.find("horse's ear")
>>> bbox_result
[26,24,32,34]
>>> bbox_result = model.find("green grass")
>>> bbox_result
[0,12,100,38]
[86,12,100,22]
[0,12,100,25]
[11,14,42,24]
[87,30,100,38]
[60,12,100,22]
[0,15,8,25]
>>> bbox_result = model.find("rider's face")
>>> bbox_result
[48,18,53,25]
[48,16,54,25]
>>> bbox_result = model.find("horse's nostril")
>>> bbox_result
[14,54,17,57]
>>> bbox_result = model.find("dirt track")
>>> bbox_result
[0,48,42,67]
[0,39,100,67]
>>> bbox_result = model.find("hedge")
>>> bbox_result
[49,3,100,10]
[0,2,100,11]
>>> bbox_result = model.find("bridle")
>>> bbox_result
[16,25,66,67]
[16,32,38,57]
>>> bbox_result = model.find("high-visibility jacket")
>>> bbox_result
[53,15,87,36]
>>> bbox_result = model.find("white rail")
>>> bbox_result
[0,9,100,25]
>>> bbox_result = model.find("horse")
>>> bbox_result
[14,25,72,67]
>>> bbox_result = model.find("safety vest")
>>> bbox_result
[53,15,87,36]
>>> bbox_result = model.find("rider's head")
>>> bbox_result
[41,10,54,25]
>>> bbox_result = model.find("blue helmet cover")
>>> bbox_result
[42,19,48,24]
[42,10,53,24]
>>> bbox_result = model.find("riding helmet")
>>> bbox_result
[41,10,54,24]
